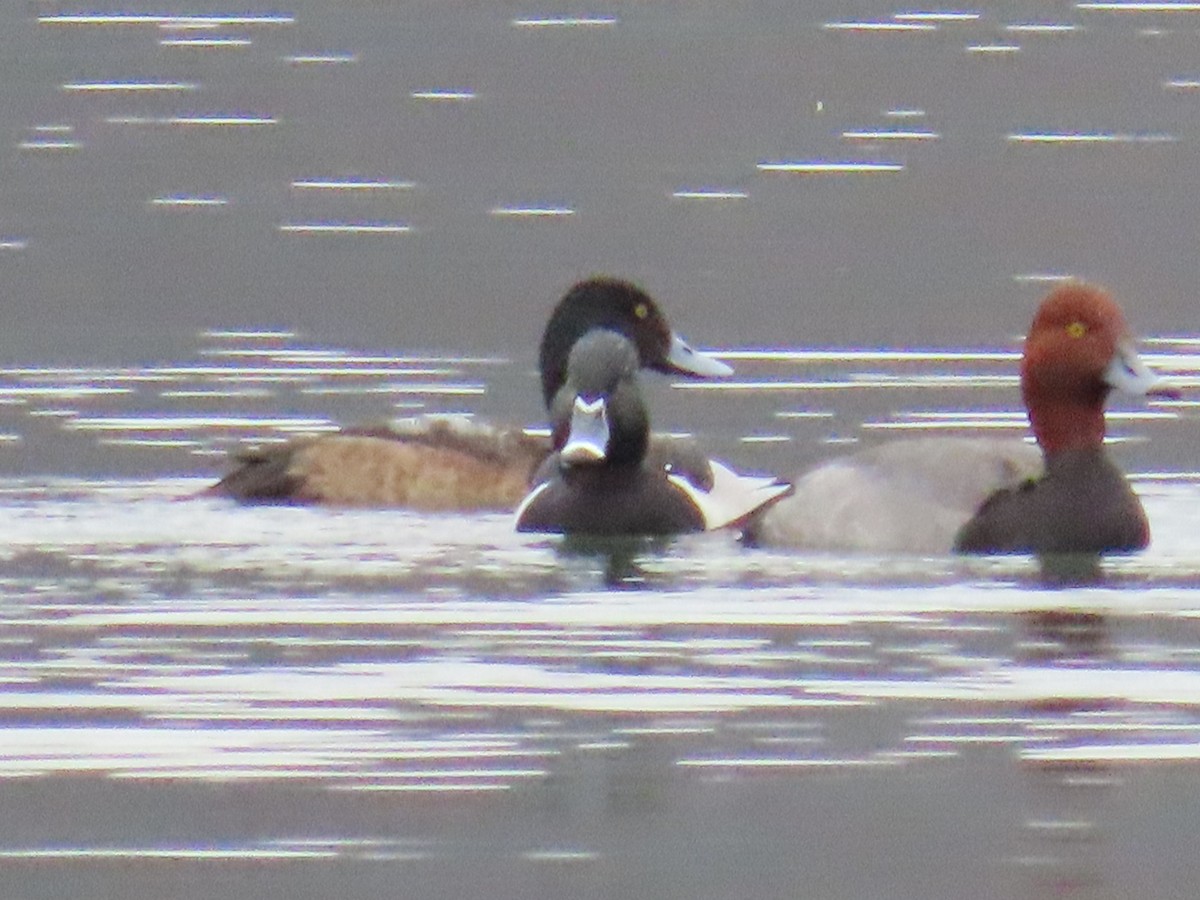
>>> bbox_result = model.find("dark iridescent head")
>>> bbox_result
[551,330,649,469]
[538,277,731,408]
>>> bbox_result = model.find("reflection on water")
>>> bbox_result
[2,479,1200,896]
[8,0,1200,896]
[37,12,297,26]
[0,261,1191,898]
[0,316,1196,900]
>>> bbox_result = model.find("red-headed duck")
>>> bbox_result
[516,330,791,535]
[747,282,1178,555]
[207,277,732,509]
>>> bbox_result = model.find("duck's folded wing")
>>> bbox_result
[748,437,1043,553]
[207,417,550,509]
[643,433,714,490]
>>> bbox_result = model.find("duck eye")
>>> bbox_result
[633,303,649,320]
[1065,321,1087,339]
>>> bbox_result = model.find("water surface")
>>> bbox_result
[3,478,1200,899]
[5,0,1200,897]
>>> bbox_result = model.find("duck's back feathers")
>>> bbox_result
[748,437,1042,554]
[208,417,549,509]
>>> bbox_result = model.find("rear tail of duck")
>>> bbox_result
[667,460,792,531]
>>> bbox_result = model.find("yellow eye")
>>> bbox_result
[634,303,649,320]
[1065,321,1087,339]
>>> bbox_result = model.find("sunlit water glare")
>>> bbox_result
[8,1,1200,895]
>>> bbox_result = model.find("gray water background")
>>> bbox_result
[4,2,1200,898]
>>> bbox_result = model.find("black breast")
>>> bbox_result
[516,463,705,536]
[954,447,1149,555]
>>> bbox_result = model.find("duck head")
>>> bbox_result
[553,330,650,468]
[538,277,731,408]
[1022,282,1177,455]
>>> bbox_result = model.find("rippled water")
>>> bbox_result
[4,475,1200,897]
[8,0,1200,897]
[2,329,1200,898]
[3,283,1199,900]
[2,327,1198,480]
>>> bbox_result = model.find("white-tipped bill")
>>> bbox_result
[1104,339,1178,398]
[561,396,610,465]
[667,332,733,378]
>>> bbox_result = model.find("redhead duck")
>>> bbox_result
[516,330,791,536]
[207,277,732,509]
[748,282,1178,555]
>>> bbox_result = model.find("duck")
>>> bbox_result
[747,282,1179,555]
[515,329,792,536]
[206,277,733,509]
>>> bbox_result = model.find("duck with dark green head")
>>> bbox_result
[516,329,791,536]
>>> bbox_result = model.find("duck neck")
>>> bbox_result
[604,392,649,467]
[1025,393,1108,457]
[540,341,572,409]
[605,431,648,468]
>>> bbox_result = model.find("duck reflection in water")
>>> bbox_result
[1019,607,1111,661]
[554,534,674,589]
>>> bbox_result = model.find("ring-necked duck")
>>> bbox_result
[516,330,791,536]
[747,282,1179,555]
[207,277,732,509]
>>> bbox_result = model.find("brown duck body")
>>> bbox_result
[210,418,550,509]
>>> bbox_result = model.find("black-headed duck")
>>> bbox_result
[516,330,791,536]
[207,277,732,509]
